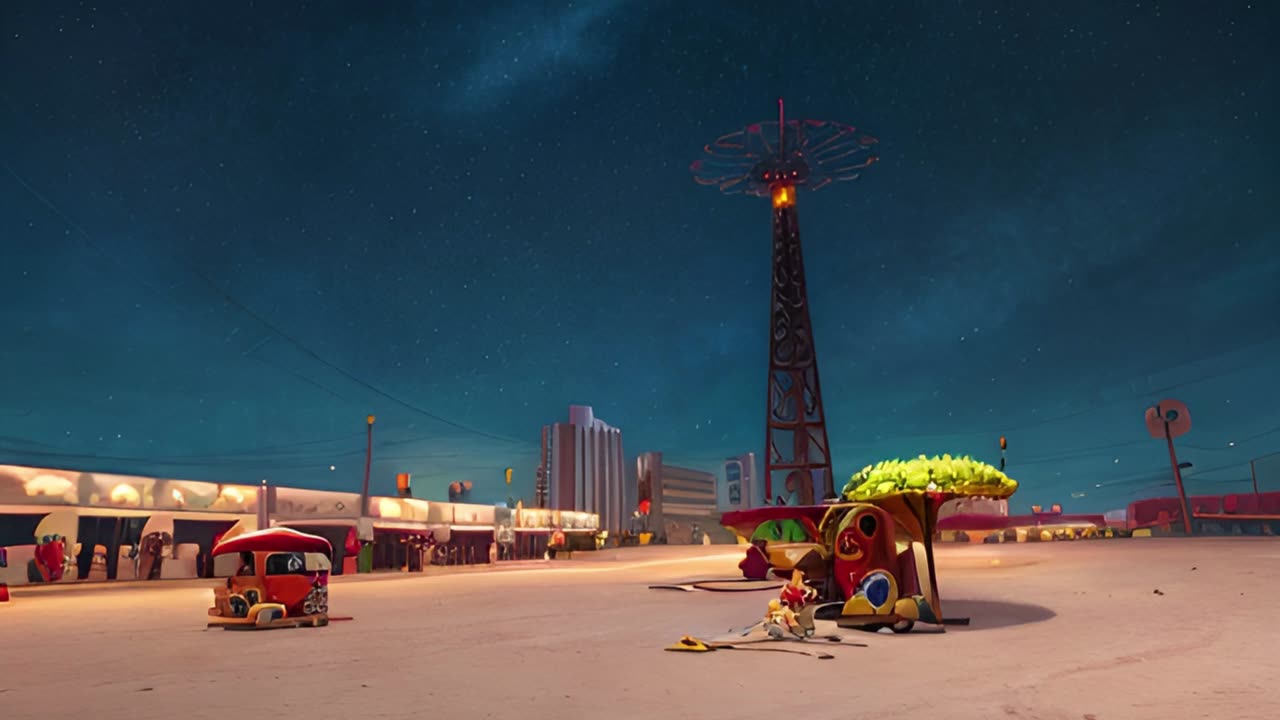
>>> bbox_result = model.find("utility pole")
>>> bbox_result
[1162,421,1193,536]
[256,479,270,530]
[361,415,375,515]
[1145,400,1193,536]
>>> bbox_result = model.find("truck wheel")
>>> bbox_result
[229,596,250,618]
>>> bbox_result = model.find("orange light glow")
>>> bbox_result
[771,184,795,209]
[24,475,73,497]
[109,483,141,506]
[378,497,403,519]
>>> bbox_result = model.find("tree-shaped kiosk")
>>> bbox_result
[723,454,1019,632]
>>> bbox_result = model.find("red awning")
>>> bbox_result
[212,527,333,558]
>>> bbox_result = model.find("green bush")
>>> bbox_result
[842,454,1019,501]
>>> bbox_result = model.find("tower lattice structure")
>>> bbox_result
[691,99,878,504]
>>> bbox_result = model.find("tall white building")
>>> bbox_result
[720,452,758,511]
[540,405,625,534]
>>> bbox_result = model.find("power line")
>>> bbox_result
[0,435,66,451]
[0,444,462,471]
[1088,460,1252,490]
[187,267,530,445]
[0,422,521,468]
[1,130,532,449]
[0,446,358,470]
[0,159,185,312]
[1,151,358,409]
[0,424,484,465]
[144,432,368,460]
[1181,422,1280,452]
[248,353,352,402]
[841,335,1280,447]
[1007,441,1151,468]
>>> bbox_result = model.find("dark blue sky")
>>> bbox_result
[1,1,1277,511]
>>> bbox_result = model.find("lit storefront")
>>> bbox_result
[0,462,600,586]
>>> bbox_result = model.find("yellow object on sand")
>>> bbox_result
[666,635,714,652]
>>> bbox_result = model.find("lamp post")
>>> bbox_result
[361,415,375,516]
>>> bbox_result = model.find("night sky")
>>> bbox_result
[1,1,1277,512]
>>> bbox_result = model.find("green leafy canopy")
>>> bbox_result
[841,454,1019,502]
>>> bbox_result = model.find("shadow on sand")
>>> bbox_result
[941,598,1056,630]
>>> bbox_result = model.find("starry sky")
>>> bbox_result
[1,1,1277,512]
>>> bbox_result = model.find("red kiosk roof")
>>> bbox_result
[721,505,832,537]
[212,527,333,558]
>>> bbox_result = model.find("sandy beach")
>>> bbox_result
[2,539,1276,720]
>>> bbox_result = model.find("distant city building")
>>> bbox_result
[539,405,625,534]
[720,452,758,511]
[636,451,727,544]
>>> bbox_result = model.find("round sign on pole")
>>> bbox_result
[1145,399,1191,439]
[1144,398,1194,536]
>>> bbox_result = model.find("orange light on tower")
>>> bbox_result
[771,184,795,209]
[396,473,412,498]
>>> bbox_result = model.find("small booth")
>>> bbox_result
[560,511,601,551]
[367,496,434,572]
[493,506,516,561]
[448,503,496,565]
[514,507,555,560]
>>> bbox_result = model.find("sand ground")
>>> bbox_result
[2,539,1277,720]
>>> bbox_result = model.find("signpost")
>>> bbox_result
[1144,399,1193,535]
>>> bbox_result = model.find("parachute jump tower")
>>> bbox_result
[691,99,878,505]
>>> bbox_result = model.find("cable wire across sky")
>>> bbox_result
[1,144,533,450]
